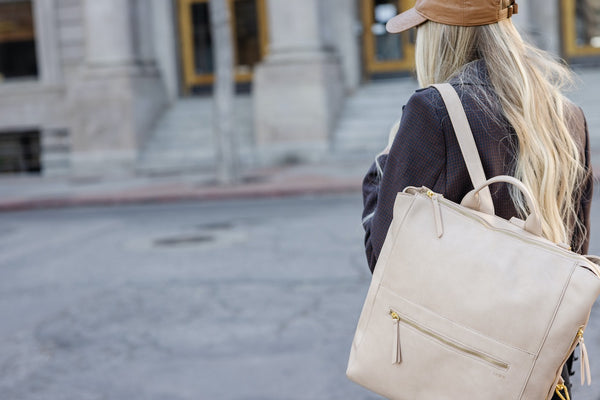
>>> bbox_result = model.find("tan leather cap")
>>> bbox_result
[386,0,518,33]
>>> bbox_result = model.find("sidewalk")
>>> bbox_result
[0,158,371,211]
[1,66,600,212]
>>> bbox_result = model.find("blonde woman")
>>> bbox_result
[361,0,593,397]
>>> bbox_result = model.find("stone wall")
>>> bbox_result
[56,0,85,75]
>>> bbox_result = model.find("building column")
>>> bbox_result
[68,0,166,176]
[84,0,135,65]
[252,0,345,165]
[33,0,62,85]
[150,0,178,103]
[330,0,362,93]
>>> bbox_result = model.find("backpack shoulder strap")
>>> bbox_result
[431,83,495,215]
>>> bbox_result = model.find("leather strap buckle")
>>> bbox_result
[507,3,519,18]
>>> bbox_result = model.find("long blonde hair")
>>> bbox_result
[415,18,589,249]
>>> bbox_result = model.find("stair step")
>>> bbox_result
[332,77,417,155]
[138,94,254,175]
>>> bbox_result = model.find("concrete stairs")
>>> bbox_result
[137,95,254,176]
[332,77,419,158]
[137,77,420,176]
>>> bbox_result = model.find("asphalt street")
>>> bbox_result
[1,193,600,399]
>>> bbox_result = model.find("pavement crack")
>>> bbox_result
[275,291,324,336]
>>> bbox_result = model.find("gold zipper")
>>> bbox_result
[555,383,570,400]
[559,327,583,373]
[388,308,509,370]
[425,190,444,237]
[412,188,600,278]
[549,326,585,399]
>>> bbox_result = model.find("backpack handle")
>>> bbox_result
[461,175,543,237]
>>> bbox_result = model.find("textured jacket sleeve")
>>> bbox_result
[361,154,388,266]
[361,89,446,273]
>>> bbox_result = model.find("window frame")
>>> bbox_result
[561,0,600,59]
[361,0,416,75]
[177,0,269,93]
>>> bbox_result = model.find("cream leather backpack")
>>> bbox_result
[346,83,600,400]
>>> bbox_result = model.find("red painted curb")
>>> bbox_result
[0,181,362,212]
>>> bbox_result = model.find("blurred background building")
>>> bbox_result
[0,0,598,177]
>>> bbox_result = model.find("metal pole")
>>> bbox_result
[209,0,240,184]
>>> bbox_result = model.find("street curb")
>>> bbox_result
[0,180,362,212]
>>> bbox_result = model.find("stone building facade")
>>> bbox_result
[0,0,596,176]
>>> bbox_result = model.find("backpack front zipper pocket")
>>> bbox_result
[388,307,509,370]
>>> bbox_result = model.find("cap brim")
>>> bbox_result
[385,8,428,33]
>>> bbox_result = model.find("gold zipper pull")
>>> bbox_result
[577,328,592,386]
[389,309,402,365]
[426,190,444,238]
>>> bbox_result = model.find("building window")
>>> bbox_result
[562,0,600,59]
[0,130,41,173]
[178,0,269,93]
[575,0,600,47]
[191,1,213,76]
[361,0,416,76]
[0,1,38,81]
[232,0,263,75]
